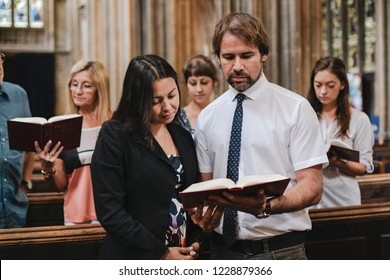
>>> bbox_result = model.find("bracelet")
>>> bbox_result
[41,168,56,179]
[21,179,33,190]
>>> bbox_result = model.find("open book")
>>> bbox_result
[7,114,83,152]
[327,139,359,162]
[179,174,290,208]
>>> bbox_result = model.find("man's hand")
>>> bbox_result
[207,189,267,216]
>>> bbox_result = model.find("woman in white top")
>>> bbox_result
[307,56,374,208]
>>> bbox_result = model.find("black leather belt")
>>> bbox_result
[212,231,306,255]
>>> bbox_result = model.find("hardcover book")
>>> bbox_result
[7,114,83,152]
[327,139,360,162]
[179,174,290,208]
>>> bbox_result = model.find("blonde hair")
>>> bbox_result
[65,60,111,122]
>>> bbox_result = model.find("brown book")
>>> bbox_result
[7,114,83,152]
[327,139,360,162]
[179,174,290,209]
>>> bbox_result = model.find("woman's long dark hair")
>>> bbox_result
[307,56,351,138]
[112,54,181,147]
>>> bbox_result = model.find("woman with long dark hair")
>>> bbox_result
[307,56,374,207]
[91,54,202,259]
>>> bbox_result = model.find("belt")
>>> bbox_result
[212,231,306,255]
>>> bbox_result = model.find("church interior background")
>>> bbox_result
[1,0,390,142]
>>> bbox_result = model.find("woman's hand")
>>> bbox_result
[189,242,201,259]
[34,140,63,171]
[329,153,366,176]
[161,246,198,260]
[328,152,339,166]
[188,204,224,230]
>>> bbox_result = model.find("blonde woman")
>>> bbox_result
[34,60,111,225]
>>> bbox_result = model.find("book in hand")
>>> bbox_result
[179,174,290,209]
[7,114,83,152]
[327,139,359,162]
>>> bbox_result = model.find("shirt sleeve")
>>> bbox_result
[352,111,375,173]
[289,99,329,171]
[194,112,213,174]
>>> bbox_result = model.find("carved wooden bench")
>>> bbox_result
[26,192,64,227]
[0,224,105,259]
[2,202,390,260]
[357,173,390,204]
[306,202,390,259]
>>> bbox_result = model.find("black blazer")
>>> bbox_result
[91,120,201,259]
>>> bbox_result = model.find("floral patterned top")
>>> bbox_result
[180,108,195,137]
[165,155,187,247]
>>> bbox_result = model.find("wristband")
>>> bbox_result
[21,179,33,190]
[255,198,272,219]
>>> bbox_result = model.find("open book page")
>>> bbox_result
[48,114,82,122]
[179,174,290,208]
[236,174,289,187]
[329,139,353,150]
[182,178,235,193]
[9,114,81,124]
[9,117,48,124]
[182,174,289,194]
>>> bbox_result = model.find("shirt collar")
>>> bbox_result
[227,74,269,101]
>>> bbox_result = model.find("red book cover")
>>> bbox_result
[179,174,290,209]
[7,114,83,152]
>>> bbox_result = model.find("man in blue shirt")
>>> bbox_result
[0,52,35,228]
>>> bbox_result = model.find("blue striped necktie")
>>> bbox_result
[223,93,246,247]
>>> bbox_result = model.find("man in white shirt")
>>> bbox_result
[190,12,328,259]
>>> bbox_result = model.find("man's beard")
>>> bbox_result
[227,72,259,92]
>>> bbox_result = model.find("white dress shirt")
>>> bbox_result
[195,74,328,240]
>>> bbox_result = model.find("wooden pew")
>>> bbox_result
[373,142,390,173]
[2,203,390,260]
[373,160,386,173]
[306,202,390,260]
[26,192,64,227]
[357,173,390,204]
[25,156,64,226]
[0,224,105,259]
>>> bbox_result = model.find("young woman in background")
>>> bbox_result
[307,56,374,208]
